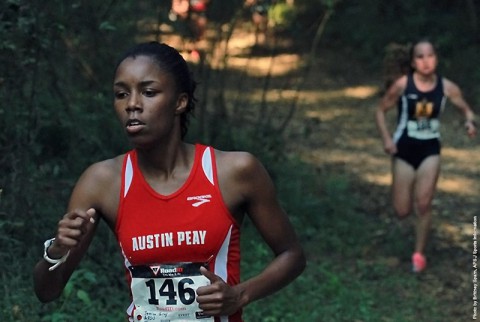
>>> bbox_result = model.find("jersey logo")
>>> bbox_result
[187,194,212,207]
[150,265,161,276]
[415,98,433,118]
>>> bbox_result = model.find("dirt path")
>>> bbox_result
[217,28,478,318]
[160,23,478,319]
[288,48,479,319]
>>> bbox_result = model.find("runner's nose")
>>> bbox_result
[126,92,142,112]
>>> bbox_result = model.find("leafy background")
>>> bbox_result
[1,0,479,321]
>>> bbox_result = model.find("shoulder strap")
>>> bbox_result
[200,146,215,186]
[122,151,134,198]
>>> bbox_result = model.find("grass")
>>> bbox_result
[241,156,446,322]
[0,145,451,322]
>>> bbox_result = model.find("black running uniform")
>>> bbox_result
[392,73,447,169]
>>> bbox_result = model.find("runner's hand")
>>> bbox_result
[47,208,96,258]
[383,138,397,155]
[196,266,242,316]
[466,121,477,138]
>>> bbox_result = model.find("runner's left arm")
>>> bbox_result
[196,152,306,316]
[444,78,477,138]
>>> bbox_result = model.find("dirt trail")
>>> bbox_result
[288,46,479,319]
[160,23,478,319]
[219,28,478,318]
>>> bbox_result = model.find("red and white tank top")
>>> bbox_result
[116,144,242,322]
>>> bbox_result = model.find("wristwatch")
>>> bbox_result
[43,238,70,271]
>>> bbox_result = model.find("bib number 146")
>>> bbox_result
[129,262,213,321]
[146,277,196,306]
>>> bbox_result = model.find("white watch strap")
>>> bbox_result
[43,238,70,271]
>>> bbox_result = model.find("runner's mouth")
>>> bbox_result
[126,119,145,127]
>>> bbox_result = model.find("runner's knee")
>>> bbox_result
[394,204,411,218]
[415,198,432,216]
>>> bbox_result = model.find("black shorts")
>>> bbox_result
[394,136,441,170]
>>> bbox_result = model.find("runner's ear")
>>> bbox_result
[175,93,188,115]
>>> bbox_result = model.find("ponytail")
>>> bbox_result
[382,42,411,92]
[382,39,437,93]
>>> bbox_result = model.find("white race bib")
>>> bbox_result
[407,118,440,140]
[129,262,213,321]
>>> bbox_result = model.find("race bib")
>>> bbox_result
[129,262,213,321]
[407,118,440,140]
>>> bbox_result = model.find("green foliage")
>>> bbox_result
[240,157,444,321]
[269,3,298,32]
[38,265,126,321]
[0,1,155,321]
[0,1,478,321]
[321,1,479,71]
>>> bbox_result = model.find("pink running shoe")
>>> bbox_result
[412,252,427,273]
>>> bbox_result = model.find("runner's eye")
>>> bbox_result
[114,91,128,99]
[143,89,157,97]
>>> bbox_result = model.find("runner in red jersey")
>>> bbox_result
[118,145,242,321]
[33,42,306,321]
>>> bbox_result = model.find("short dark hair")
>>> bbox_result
[114,42,197,138]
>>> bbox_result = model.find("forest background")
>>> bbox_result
[1,0,479,321]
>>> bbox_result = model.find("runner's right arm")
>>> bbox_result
[33,160,119,302]
[376,76,406,155]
